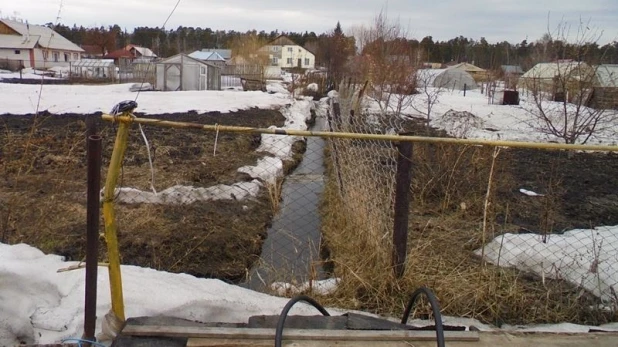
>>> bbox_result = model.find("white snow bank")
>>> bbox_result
[238,157,283,185]
[266,81,290,95]
[361,88,618,145]
[271,278,340,296]
[255,99,312,161]
[502,321,618,333]
[476,225,618,302]
[0,242,343,346]
[0,83,291,115]
[111,180,262,204]
[107,98,311,205]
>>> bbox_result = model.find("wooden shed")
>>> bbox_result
[155,54,221,91]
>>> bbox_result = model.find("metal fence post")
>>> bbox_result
[392,139,414,278]
[84,129,102,345]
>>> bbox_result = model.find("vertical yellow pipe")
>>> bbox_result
[102,114,132,322]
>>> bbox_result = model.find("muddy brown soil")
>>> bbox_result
[0,109,289,281]
[499,148,618,233]
[2,110,617,284]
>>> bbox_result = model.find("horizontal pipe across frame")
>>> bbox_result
[101,114,618,152]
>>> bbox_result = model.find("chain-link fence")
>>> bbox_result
[322,82,618,325]
[2,96,617,326]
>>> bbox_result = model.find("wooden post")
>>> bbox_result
[392,140,414,278]
[102,114,132,322]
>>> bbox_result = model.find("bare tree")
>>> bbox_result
[229,34,270,82]
[350,10,418,118]
[412,69,447,128]
[522,20,618,144]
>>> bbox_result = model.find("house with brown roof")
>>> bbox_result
[0,18,84,69]
[104,44,157,64]
[259,35,315,70]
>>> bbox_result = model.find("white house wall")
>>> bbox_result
[269,45,315,69]
[0,48,30,66]
[32,49,81,68]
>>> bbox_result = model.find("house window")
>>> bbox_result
[43,51,49,60]
[271,46,279,52]
[271,57,278,65]
[14,50,20,54]
[73,53,78,60]
[287,47,293,52]
[64,53,69,62]
[304,58,310,66]
[53,52,59,62]
[287,58,292,64]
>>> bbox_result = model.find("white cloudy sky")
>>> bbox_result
[2,0,617,44]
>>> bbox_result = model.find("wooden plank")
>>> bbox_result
[121,325,478,342]
[186,339,447,347]
[247,313,414,331]
[346,313,414,330]
[247,315,347,330]
[112,335,187,347]
[186,332,618,347]
[125,316,246,329]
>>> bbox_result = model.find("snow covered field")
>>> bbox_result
[1,81,617,345]
[0,82,292,115]
[364,87,618,145]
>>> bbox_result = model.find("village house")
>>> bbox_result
[259,35,315,70]
[191,48,232,64]
[104,44,157,64]
[0,18,83,70]
[188,50,227,68]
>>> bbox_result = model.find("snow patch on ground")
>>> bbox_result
[238,157,283,185]
[0,83,292,115]
[103,95,313,205]
[0,243,344,346]
[476,225,618,302]
[112,180,263,204]
[361,88,618,145]
[271,278,340,296]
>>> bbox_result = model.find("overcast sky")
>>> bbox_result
[2,0,617,44]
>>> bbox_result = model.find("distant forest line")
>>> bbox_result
[50,23,618,69]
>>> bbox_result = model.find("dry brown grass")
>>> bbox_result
[317,141,614,325]
[1,110,288,281]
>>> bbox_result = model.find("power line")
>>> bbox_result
[134,0,183,102]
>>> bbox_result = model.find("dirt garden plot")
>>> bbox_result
[0,108,306,281]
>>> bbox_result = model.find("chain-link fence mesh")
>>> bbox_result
[2,95,617,326]
[321,83,618,325]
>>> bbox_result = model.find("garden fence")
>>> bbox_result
[2,97,617,328]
